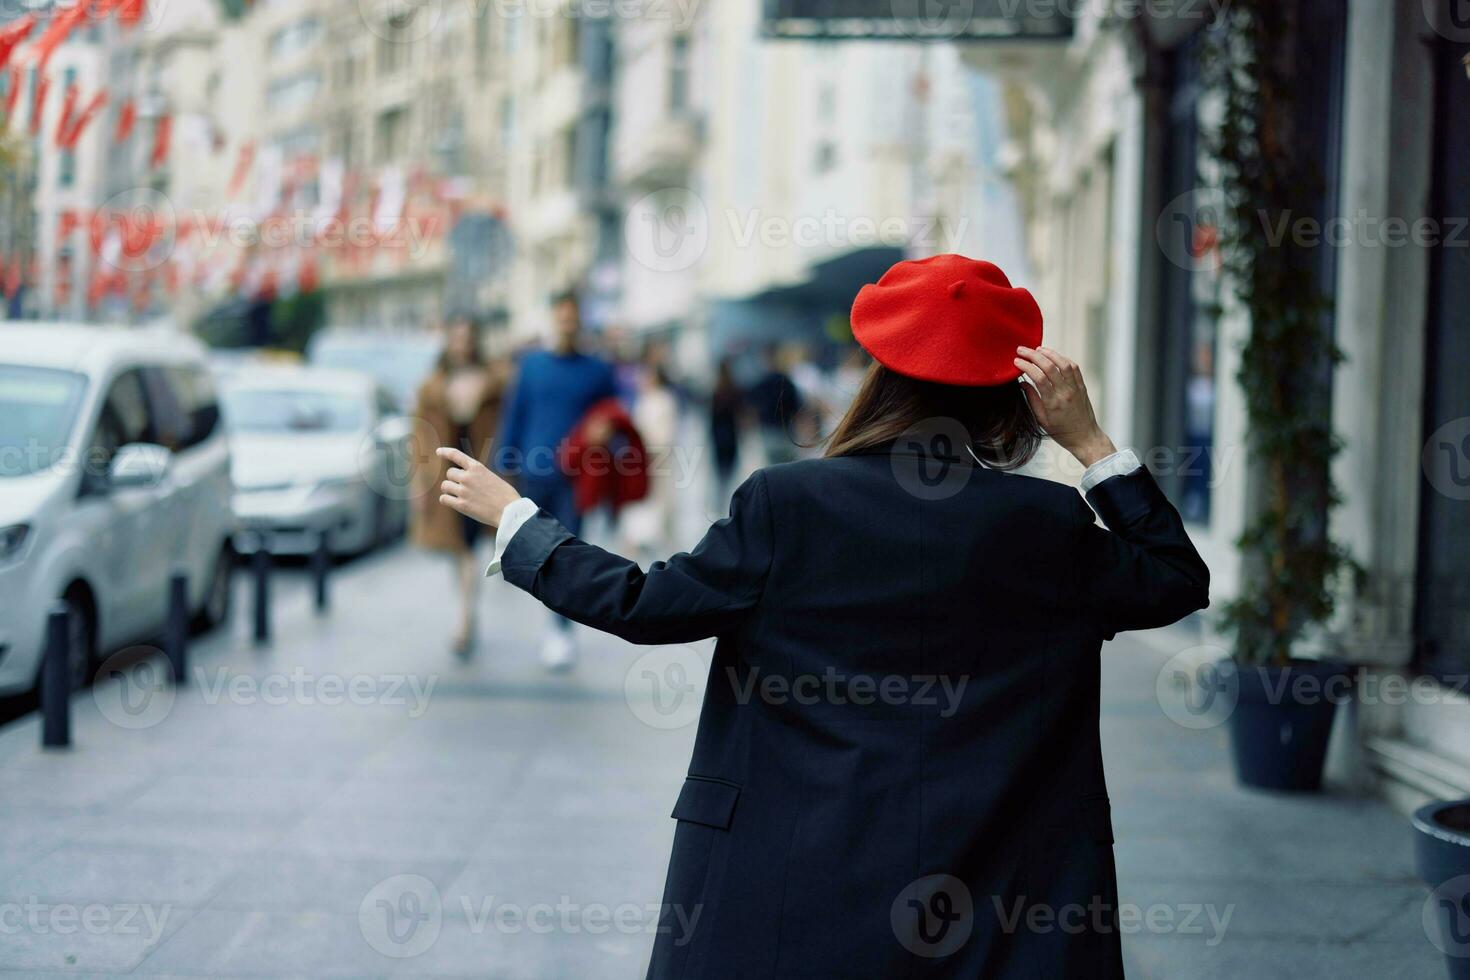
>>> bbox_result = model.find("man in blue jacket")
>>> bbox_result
[494,290,617,671]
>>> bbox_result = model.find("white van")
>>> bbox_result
[0,324,236,696]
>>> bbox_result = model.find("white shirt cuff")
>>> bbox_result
[484,497,539,578]
[1079,449,1143,493]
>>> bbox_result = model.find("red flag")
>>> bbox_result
[86,269,104,308]
[149,112,170,169]
[54,254,72,307]
[53,81,78,147]
[0,14,37,72]
[117,0,145,28]
[227,141,255,198]
[299,254,319,293]
[60,88,106,148]
[113,96,134,142]
[30,2,90,73]
[28,73,50,136]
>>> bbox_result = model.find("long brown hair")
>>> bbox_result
[824,363,1044,471]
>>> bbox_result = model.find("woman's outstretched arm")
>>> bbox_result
[437,448,773,644]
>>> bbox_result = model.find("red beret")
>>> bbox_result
[850,254,1043,386]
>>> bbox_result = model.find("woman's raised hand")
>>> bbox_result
[437,447,521,528]
[1013,346,1118,468]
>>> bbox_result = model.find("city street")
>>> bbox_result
[0,528,1445,978]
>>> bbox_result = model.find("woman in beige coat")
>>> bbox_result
[411,316,504,657]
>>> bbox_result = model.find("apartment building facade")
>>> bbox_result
[610,0,1019,379]
[238,0,511,329]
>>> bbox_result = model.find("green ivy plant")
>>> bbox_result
[1199,2,1356,667]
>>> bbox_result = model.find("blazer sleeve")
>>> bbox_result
[1072,468,1211,638]
[499,470,774,645]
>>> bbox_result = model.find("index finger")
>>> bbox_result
[436,446,477,470]
[1020,346,1064,379]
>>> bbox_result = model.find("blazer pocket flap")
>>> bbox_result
[671,776,741,830]
[1082,795,1114,844]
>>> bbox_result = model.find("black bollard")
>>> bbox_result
[311,530,330,614]
[165,571,188,686]
[252,533,271,646]
[41,606,71,749]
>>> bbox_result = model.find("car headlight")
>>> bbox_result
[0,524,30,563]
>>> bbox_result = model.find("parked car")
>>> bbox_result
[306,328,443,413]
[0,323,236,697]
[220,366,413,557]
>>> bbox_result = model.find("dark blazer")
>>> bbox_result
[500,442,1210,979]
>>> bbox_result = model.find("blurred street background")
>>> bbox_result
[1,0,1468,976]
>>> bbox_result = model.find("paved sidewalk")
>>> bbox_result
[0,540,1445,978]
[1100,637,1440,978]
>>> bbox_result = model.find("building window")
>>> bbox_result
[500,95,514,151]
[277,125,320,158]
[268,17,320,61]
[476,9,492,72]
[266,70,321,113]
[669,35,690,114]
[334,123,354,167]
[59,68,77,188]
[377,107,408,163]
[378,19,412,76]
[1414,22,1470,679]
[814,141,836,175]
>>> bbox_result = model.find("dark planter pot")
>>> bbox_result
[1413,799,1470,979]
[1220,659,1352,792]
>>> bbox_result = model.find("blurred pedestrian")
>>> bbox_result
[748,345,803,465]
[786,343,831,450]
[437,253,1209,979]
[493,289,618,672]
[411,314,504,659]
[620,357,680,561]
[830,345,870,421]
[708,357,743,508]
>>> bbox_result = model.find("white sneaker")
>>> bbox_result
[540,630,577,673]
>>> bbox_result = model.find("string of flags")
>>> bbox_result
[0,1,155,156]
[0,1,506,311]
[5,158,488,308]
